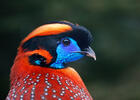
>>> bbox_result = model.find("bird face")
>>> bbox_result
[51,37,84,68]
[18,21,96,69]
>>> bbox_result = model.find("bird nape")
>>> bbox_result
[6,21,96,100]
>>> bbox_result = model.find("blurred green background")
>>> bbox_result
[1,0,140,100]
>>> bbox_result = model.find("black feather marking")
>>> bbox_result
[29,53,49,67]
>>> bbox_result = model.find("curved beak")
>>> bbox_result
[72,46,96,60]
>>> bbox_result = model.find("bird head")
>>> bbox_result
[16,21,96,70]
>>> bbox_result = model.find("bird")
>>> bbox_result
[6,21,96,100]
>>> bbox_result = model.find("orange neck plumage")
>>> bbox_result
[8,53,93,100]
[10,54,86,88]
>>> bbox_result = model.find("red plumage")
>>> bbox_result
[7,67,93,100]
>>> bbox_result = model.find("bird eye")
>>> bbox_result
[62,38,70,46]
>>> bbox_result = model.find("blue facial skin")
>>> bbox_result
[50,37,84,69]
[35,60,41,65]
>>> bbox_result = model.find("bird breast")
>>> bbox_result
[7,67,93,100]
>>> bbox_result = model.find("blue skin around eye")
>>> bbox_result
[35,60,41,65]
[50,37,84,69]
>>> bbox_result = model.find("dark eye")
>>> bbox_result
[29,53,47,66]
[62,38,70,46]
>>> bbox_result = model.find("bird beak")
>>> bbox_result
[72,46,96,60]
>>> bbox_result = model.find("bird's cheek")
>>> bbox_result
[69,53,84,62]
[66,44,81,52]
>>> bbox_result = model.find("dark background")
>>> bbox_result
[1,0,140,100]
